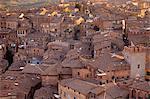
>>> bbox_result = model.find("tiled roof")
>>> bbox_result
[9,61,26,71]
[41,64,58,76]
[129,80,150,92]
[34,86,57,99]
[60,78,104,95]
[43,50,66,64]
[118,79,150,92]
[62,58,84,68]
[89,51,113,71]
[0,72,41,97]
[22,64,48,74]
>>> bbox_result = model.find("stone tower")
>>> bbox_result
[123,46,146,78]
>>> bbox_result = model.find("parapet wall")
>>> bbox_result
[124,46,147,53]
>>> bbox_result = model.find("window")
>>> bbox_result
[55,29,57,32]
[28,61,30,63]
[91,94,96,98]
[112,76,115,80]
[87,74,89,78]
[78,72,80,75]
[106,80,109,83]
[138,64,140,69]
[88,48,91,51]
[147,72,150,75]
[99,81,102,85]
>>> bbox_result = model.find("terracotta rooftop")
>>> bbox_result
[118,79,150,93]
[41,64,58,76]
[43,50,66,64]
[62,57,84,68]
[62,49,85,68]
[105,84,129,99]
[96,83,129,99]
[60,78,104,95]
[129,80,150,92]
[0,71,41,98]
[22,64,48,75]
[34,86,57,99]
[8,61,26,71]
[89,50,113,71]
[89,50,129,71]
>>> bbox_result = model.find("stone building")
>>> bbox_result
[39,16,51,34]
[13,49,27,62]
[59,78,128,99]
[87,50,130,83]
[118,79,150,99]
[0,16,6,30]
[30,15,51,32]
[127,29,150,46]
[61,49,85,75]
[25,32,50,57]
[8,61,26,72]
[34,86,57,99]
[123,46,150,80]
[5,15,18,30]
[41,64,59,86]
[59,78,104,99]
[0,69,41,99]
[0,29,11,39]
[43,41,69,64]
[17,27,29,38]
[49,16,64,39]
[93,32,111,58]
[6,30,18,45]
[16,18,32,38]
[80,36,94,58]
[61,16,75,40]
